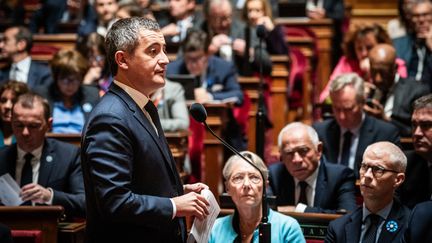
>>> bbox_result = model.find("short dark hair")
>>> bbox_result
[413,94,432,111]
[0,80,29,98]
[10,26,33,53]
[181,28,210,54]
[105,17,160,76]
[14,92,51,122]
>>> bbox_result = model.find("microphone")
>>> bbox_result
[256,24,267,39]
[190,103,271,243]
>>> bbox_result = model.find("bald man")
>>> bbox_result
[364,44,430,137]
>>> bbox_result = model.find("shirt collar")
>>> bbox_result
[341,112,365,135]
[17,143,44,162]
[362,200,394,222]
[114,80,150,109]
[294,160,320,187]
[14,56,31,72]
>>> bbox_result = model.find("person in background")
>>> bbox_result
[0,93,85,218]
[116,1,154,19]
[0,80,28,147]
[401,201,432,242]
[319,24,407,103]
[269,122,357,213]
[76,32,113,95]
[387,0,415,39]
[209,151,305,243]
[325,141,410,243]
[0,26,53,89]
[78,0,119,37]
[34,49,99,134]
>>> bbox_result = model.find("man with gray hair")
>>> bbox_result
[268,122,357,213]
[399,94,432,208]
[81,17,210,243]
[326,141,410,243]
[313,73,400,178]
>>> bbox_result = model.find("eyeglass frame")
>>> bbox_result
[359,163,400,178]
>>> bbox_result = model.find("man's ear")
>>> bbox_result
[394,173,405,188]
[115,51,128,70]
[16,40,26,52]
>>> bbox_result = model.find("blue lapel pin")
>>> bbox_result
[386,220,398,233]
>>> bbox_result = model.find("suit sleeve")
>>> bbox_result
[81,113,173,226]
[324,220,338,243]
[52,147,86,217]
[210,63,244,106]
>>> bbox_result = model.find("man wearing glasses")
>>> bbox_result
[398,94,432,208]
[326,141,410,243]
[268,122,357,214]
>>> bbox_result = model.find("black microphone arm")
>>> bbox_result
[190,103,271,243]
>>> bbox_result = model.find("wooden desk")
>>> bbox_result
[0,206,64,243]
[58,221,86,243]
[275,18,333,95]
[238,76,259,152]
[31,34,78,62]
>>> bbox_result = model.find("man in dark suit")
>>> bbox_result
[81,18,210,243]
[364,44,430,137]
[0,26,53,89]
[0,93,85,218]
[313,73,400,178]
[401,200,432,243]
[398,94,432,208]
[325,142,410,243]
[269,122,357,213]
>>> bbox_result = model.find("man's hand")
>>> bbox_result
[173,192,210,220]
[183,183,209,194]
[256,16,275,32]
[83,66,102,85]
[194,88,212,103]
[161,23,179,36]
[307,8,326,19]
[232,39,246,56]
[208,34,231,54]
[20,183,52,204]
[363,99,390,121]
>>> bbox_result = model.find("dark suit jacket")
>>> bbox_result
[268,158,357,213]
[81,83,185,243]
[401,201,432,243]
[0,61,53,89]
[167,56,244,105]
[325,200,410,243]
[398,150,432,208]
[0,138,85,217]
[34,84,100,122]
[313,114,401,178]
[390,77,430,137]
[324,0,344,20]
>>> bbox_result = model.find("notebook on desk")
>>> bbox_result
[166,74,200,100]
[278,0,307,18]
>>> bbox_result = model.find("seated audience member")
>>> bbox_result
[399,94,432,208]
[0,223,12,243]
[269,122,356,213]
[325,142,410,243]
[116,2,154,19]
[0,0,24,25]
[0,93,85,218]
[151,79,189,131]
[160,0,203,44]
[0,26,53,89]
[386,0,413,39]
[320,24,407,103]
[209,151,305,243]
[167,28,245,150]
[242,0,288,55]
[313,73,400,178]
[401,201,432,243]
[78,0,119,37]
[364,44,429,137]
[76,32,113,94]
[0,81,29,147]
[393,0,432,84]
[34,49,99,134]
[201,0,272,76]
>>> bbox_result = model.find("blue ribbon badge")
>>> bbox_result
[386,220,398,233]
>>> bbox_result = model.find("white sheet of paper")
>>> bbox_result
[0,173,23,206]
[187,189,220,243]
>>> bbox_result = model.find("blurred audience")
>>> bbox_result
[78,0,119,37]
[0,26,53,89]
[401,201,432,242]
[0,0,25,25]
[326,141,409,243]
[116,1,154,19]
[313,73,400,178]
[209,151,305,243]
[269,122,356,213]
[0,80,28,147]
[387,0,415,39]
[34,49,99,134]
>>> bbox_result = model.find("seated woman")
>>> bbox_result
[35,49,99,134]
[0,80,29,147]
[209,151,305,243]
[319,23,408,103]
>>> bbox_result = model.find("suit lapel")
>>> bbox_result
[378,201,407,242]
[345,208,362,243]
[327,121,340,163]
[27,62,36,88]
[356,115,374,172]
[2,144,18,179]
[314,162,327,207]
[38,139,55,187]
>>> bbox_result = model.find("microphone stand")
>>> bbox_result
[254,25,271,243]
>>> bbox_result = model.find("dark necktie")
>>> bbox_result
[340,131,352,166]
[362,214,381,243]
[144,101,163,138]
[21,153,33,187]
[298,181,308,205]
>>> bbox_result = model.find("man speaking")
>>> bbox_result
[81,17,209,243]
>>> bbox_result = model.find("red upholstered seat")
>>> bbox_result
[288,47,307,108]
[306,239,324,243]
[11,230,42,243]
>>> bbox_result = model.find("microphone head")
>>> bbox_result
[256,25,267,39]
[190,103,207,123]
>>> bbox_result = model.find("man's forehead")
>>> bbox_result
[413,108,432,118]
